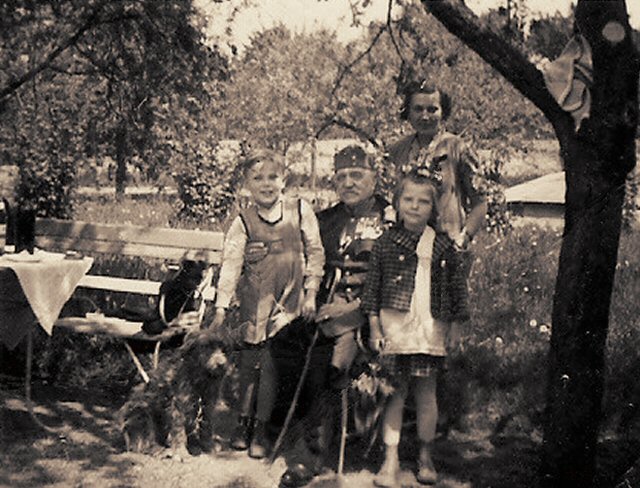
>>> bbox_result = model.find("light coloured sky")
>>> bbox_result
[197,0,640,49]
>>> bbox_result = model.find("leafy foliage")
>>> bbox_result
[474,145,512,234]
[0,0,227,215]
[173,140,248,226]
[221,26,339,152]
[526,11,573,60]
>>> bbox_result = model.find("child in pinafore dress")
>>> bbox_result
[361,168,459,487]
[210,150,324,459]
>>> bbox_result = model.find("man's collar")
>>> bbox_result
[344,195,378,218]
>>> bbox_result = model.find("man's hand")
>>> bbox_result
[317,301,357,322]
[301,289,317,321]
[171,311,202,328]
[244,242,268,263]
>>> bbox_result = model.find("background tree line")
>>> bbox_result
[1,0,638,223]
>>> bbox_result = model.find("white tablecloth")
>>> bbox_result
[0,250,93,349]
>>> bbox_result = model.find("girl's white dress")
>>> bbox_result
[379,226,447,357]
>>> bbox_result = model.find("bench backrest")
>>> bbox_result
[1,218,224,299]
[34,218,224,264]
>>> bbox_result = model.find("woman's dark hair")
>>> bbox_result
[399,80,451,121]
[393,169,439,229]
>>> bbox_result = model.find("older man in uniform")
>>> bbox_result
[268,144,389,488]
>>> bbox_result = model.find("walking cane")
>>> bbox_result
[337,387,348,482]
[268,268,342,464]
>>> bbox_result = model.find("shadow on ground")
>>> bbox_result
[0,379,135,487]
[3,377,635,488]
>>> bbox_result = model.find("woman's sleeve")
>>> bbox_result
[456,139,486,210]
[214,216,247,309]
[456,138,488,236]
[299,199,325,291]
[360,237,384,316]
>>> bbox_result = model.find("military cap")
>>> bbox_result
[334,145,374,171]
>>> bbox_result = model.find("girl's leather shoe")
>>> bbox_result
[416,443,438,485]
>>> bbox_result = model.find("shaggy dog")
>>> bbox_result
[119,329,230,456]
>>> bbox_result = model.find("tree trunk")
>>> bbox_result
[420,1,639,487]
[115,122,128,200]
[542,2,639,486]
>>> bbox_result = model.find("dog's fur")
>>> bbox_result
[119,329,230,455]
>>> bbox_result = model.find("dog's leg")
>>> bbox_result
[198,374,224,453]
[166,376,198,458]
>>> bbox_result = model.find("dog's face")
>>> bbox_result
[181,330,229,375]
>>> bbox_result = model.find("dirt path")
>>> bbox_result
[0,383,539,488]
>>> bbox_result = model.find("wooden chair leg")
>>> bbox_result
[124,341,149,383]
[152,341,161,370]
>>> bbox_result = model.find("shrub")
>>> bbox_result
[174,141,248,226]
[16,143,77,219]
[474,144,512,234]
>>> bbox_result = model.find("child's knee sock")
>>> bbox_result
[255,348,277,423]
[238,349,260,417]
[382,388,408,446]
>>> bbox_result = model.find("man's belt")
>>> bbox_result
[336,274,367,287]
[328,260,369,272]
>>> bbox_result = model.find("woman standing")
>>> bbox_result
[387,80,487,343]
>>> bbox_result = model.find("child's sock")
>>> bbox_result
[255,348,277,423]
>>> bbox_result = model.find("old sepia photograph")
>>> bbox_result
[1,0,639,486]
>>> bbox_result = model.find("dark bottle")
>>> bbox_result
[15,206,36,254]
[3,197,16,252]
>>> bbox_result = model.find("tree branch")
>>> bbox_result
[0,2,108,102]
[315,115,380,148]
[421,0,567,129]
[386,0,406,62]
[330,24,386,99]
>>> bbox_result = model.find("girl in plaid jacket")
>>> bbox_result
[361,169,458,487]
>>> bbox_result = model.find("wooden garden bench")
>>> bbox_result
[2,217,224,382]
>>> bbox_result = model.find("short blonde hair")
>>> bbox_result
[242,149,285,177]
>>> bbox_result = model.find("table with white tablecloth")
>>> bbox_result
[0,250,94,430]
[0,250,94,349]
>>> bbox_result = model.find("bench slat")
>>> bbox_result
[36,218,224,257]
[36,236,222,263]
[77,275,216,301]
